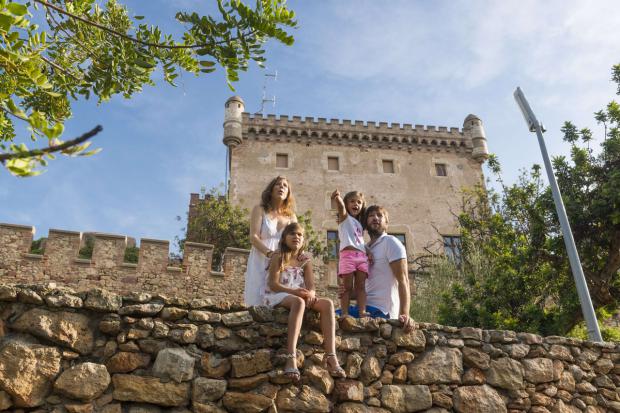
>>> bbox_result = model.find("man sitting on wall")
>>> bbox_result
[339,205,414,332]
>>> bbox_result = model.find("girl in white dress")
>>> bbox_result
[244,176,296,306]
[265,222,346,382]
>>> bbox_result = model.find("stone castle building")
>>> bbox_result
[217,96,489,268]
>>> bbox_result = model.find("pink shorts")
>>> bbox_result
[338,250,369,277]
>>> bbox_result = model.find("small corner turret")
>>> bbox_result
[223,96,245,148]
[463,114,489,163]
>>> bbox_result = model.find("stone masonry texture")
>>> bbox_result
[0,283,619,412]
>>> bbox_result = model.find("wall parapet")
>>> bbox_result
[0,223,255,300]
[0,283,618,412]
[242,112,474,154]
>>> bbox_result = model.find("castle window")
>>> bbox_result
[327,230,339,259]
[328,156,340,171]
[382,160,395,174]
[276,153,289,168]
[435,163,447,176]
[390,233,406,248]
[443,235,461,265]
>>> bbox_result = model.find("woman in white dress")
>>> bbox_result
[243,176,297,306]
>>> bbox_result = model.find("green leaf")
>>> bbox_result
[199,60,215,67]
[6,2,27,16]
[134,58,155,69]
[0,13,14,31]
[134,15,144,20]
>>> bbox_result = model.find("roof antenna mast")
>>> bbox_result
[257,71,277,115]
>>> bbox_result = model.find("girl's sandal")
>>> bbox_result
[324,352,346,378]
[282,353,301,382]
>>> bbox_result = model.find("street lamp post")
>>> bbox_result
[513,87,603,342]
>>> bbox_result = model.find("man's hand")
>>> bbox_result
[399,314,415,333]
[366,251,374,265]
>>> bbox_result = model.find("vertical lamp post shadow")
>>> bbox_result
[513,87,602,342]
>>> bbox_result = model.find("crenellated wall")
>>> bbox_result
[0,283,618,413]
[242,113,471,152]
[0,223,245,301]
[0,223,340,303]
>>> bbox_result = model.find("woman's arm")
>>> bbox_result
[249,205,273,256]
[331,190,347,223]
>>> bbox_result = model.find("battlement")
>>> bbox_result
[242,112,472,152]
[0,223,254,299]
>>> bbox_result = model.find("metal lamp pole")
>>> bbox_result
[513,87,602,342]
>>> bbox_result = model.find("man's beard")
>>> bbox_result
[367,224,385,238]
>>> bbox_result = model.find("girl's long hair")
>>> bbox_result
[344,191,367,223]
[261,176,296,217]
[277,222,306,271]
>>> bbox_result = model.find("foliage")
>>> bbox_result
[78,233,94,258]
[181,187,250,269]
[439,66,620,336]
[409,254,460,323]
[298,210,329,262]
[567,307,620,342]
[0,0,297,176]
[124,245,139,263]
[29,236,46,254]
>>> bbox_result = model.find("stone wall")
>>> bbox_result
[0,223,356,304]
[0,283,619,413]
[0,223,252,301]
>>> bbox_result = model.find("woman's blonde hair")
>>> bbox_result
[277,222,306,271]
[261,176,296,217]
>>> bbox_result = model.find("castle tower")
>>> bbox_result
[223,96,245,148]
[223,96,245,195]
[463,114,489,163]
[216,95,490,276]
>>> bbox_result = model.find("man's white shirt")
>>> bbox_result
[365,232,407,318]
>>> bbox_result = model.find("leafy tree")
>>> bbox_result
[181,187,251,268]
[0,0,296,176]
[297,210,329,261]
[438,64,620,336]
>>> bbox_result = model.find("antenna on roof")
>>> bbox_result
[200,186,206,200]
[257,71,277,115]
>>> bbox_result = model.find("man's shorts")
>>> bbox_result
[336,305,389,319]
[338,249,369,276]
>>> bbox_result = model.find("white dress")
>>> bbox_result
[244,214,283,306]
[263,265,306,307]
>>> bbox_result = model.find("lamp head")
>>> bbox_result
[514,87,540,132]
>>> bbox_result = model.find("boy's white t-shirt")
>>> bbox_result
[365,233,407,318]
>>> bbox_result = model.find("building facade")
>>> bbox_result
[222,96,489,269]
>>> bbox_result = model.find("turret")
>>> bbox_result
[463,114,489,162]
[223,96,245,148]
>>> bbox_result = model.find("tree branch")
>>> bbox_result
[0,125,102,163]
[36,0,244,50]
[40,55,82,80]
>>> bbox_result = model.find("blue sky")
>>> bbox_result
[2,0,619,249]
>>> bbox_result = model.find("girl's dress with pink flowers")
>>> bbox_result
[263,265,306,307]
